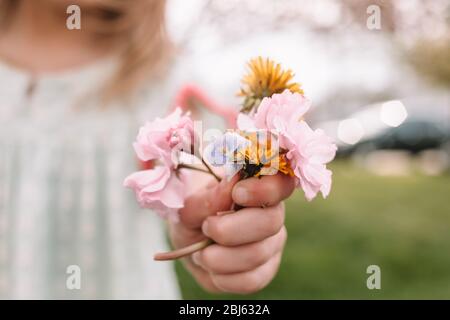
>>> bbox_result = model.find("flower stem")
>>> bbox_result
[178,161,221,182]
[153,238,213,261]
[201,158,221,182]
[178,164,211,174]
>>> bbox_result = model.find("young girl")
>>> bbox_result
[0,0,292,299]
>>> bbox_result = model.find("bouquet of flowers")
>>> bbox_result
[124,57,337,260]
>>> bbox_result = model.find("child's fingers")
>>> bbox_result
[202,203,285,246]
[168,218,206,248]
[210,252,283,294]
[232,173,295,207]
[191,227,286,274]
[179,175,239,229]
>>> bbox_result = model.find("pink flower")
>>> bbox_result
[282,121,337,200]
[238,89,337,201]
[133,107,195,167]
[238,89,311,132]
[123,166,185,222]
[124,107,195,221]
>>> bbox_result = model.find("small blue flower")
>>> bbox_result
[203,132,251,178]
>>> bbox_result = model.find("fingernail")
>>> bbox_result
[202,220,210,237]
[234,187,249,204]
[192,252,201,266]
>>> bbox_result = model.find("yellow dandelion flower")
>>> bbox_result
[239,56,304,113]
[234,131,295,178]
[277,154,295,177]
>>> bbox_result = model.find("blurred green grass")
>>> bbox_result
[175,160,450,299]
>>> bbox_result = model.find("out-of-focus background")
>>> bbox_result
[167,0,450,298]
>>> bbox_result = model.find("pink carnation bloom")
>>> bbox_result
[281,121,337,200]
[133,107,195,167]
[238,90,337,200]
[124,107,195,221]
[254,89,311,131]
[123,166,185,222]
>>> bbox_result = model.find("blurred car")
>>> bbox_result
[316,96,450,157]
[338,119,449,156]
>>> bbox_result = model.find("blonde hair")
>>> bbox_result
[0,0,172,103]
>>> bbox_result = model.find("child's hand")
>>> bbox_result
[169,173,295,294]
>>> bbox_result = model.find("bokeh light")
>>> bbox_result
[380,100,408,127]
[337,118,365,145]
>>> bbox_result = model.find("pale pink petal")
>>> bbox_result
[131,107,196,166]
[253,90,311,131]
[281,119,336,200]
[156,173,185,209]
[237,113,256,130]
[140,167,171,193]
[123,166,169,191]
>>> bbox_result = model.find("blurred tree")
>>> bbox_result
[408,40,450,88]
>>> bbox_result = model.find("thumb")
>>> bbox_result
[179,175,239,229]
